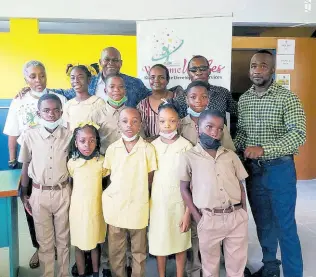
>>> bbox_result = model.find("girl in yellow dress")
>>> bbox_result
[63,65,105,131]
[67,122,106,277]
[149,100,192,277]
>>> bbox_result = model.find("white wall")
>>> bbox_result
[1,0,315,26]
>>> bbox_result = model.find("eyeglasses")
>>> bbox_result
[102,58,121,64]
[188,66,209,73]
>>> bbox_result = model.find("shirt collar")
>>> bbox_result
[248,81,279,97]
[195,143,228,159]
[116,136,146,150]
[98,72,124,85]
[105,101,125,115]
[73,95,100,105]
[39,125,62,139]
[182,115,197,127]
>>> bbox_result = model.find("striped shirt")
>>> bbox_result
[137,97,160,138]
[234,82,306,160]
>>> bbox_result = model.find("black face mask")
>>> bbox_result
[79,149,99,160]
[199,132,221,150]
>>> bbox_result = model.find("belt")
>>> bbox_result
[204,203,242,214]
[249,155,293,167]
[32,180,68,190]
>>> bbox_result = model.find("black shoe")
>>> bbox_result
[252,266,280,277]
[127,266,132,277]
[244,267,252,277]
[71,263,79,276]
[102,269,112,277]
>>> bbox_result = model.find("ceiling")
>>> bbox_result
[0,19,315,37]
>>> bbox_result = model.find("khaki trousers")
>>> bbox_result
[101,228,132,270]
[186,218,202,277]
[108,225,147,277]
[197,208,248,277]
[30,185,71,277]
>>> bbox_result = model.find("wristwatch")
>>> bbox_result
[8,159,18,169]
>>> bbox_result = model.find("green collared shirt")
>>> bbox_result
[234,82,306,160]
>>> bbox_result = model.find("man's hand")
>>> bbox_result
[15,87,31,99]
[244,146,264,159]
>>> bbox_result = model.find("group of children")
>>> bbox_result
[18,64,249,277]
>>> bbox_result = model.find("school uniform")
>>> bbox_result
[179,144,249,277]
[67,156,107,251]
[89,102,125,155]
[179,114,236,151]
[179,115,235,277]
[18,125,72,277]
[63,95,105,131]
[102,137,157,277]
[149,136,192,256]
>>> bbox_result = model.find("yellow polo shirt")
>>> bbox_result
[102,137,157,229]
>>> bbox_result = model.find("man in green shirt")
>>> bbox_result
[235,50,305,277]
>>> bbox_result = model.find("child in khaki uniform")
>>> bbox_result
[180,110,248,277]
[89,73,127,155]
[63,65,105,131]
[102,107,157,277]
[19,94,72,277]
[179,81,235,151]
[179,81,236,277]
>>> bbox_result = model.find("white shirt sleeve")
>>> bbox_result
[3,99,21,136]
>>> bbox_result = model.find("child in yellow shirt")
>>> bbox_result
[149,100,192,277]
[63,65,105,131]
[102,107,157,277]
[67,122,107,277]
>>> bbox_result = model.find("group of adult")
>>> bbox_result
[3,46,306,277]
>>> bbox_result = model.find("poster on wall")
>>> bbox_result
[276,73,291,90]
[136,16,233,90]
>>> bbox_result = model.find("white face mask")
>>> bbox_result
[39,118,63,130]
[122,133,139,142]
[31,88,47,97]
[159,130,177,140]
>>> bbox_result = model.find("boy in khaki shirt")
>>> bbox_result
[180,109,248,277]
[89,73,127,155]
[102,107,157,277]
[19,94,72,277]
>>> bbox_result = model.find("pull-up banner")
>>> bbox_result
[137,16,233,90]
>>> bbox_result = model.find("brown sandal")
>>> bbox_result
[29,250,40,269]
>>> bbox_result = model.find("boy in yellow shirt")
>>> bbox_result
[102,107,157,277]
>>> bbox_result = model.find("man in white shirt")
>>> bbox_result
[3,60,67,270]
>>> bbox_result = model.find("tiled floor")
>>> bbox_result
[0,180,315,277]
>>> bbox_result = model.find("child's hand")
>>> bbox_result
[179,211,191,233]
[22,196,32,216]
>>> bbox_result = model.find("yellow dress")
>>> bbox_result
[63,95,105,131]
[149,136,192,256]
[67,156,107,250]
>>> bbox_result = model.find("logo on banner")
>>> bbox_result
[152,29,184,65]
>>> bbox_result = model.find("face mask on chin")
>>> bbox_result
[122,133,139,142]
[108,96,127,107]
[39,118,63,130]
[199,132,221,150]
[30,88,47,97]
[187,107,208,118]
[159,130,177,140]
